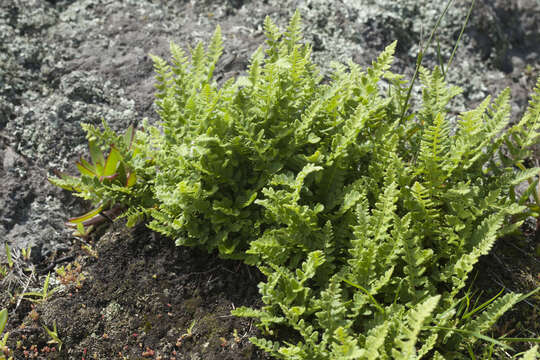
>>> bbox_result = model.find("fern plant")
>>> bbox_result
[49,10,540,359]
[225,13,539,359]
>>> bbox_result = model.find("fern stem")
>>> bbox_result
[339,277,385,315]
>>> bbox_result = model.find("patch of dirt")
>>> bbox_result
[4,220,271,359]
[472,220,540,355]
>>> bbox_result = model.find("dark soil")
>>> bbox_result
[473,221,540,355]
[1,0,539,359]
[17,221,270,359]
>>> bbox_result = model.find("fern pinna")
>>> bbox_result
[50,10,540,359]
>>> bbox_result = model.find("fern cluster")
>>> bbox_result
[50,11,540,359]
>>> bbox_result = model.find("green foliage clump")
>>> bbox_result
[49,123,155,234]
[141,16,327,259]
[50,11,540,359]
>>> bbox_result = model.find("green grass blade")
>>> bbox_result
[425,326,514,351]
[66,205,105,226]
[399,0,455,122]
[340,277,385,315]
[0,309,7,335]
[103,145,122,178]
[461,288,504,321]
[445,0,476,77]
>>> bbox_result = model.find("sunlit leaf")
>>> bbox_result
[88,140,105,174]
[76,158,96,177]
[126,172,137,187]
[124,125,135,149]
[103,145,122,177]
[66,205,104,227]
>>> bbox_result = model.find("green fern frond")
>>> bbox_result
[450,96,491,172]
[314,276,350,338]
[510,167,540,187]
[263,16,282,61]
[329,326,363,359]
[486,89,511,135]
[462,292,522,340]
[208,25,223,68]
[417,112,452,187]
[458,96,491,137]
[246,46,264,87]
[296,250,325,283]
[293,164,323,202]
[348,199,375,287]
[451,212,504,293]
[170,41,188,71]
[188,42,205,81]
[289,46,308,84]
[401,231,433,302]
[284,10,303,52]
[393,295,440,359]
[361,321,391,360]
[370,40,397,79]
[155,96,180,126]
[251,337,282,358]
[484,88,512,143]
[465,89,512,170]
[520,345,539,360]
[418,66,462,127]
[148,53,172,99]
[370,181,399,243]
[510,76,540,150]
[417,333,439,359]
[410,181,439,220]
[515,76,540,148]
[318,161,348,210]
